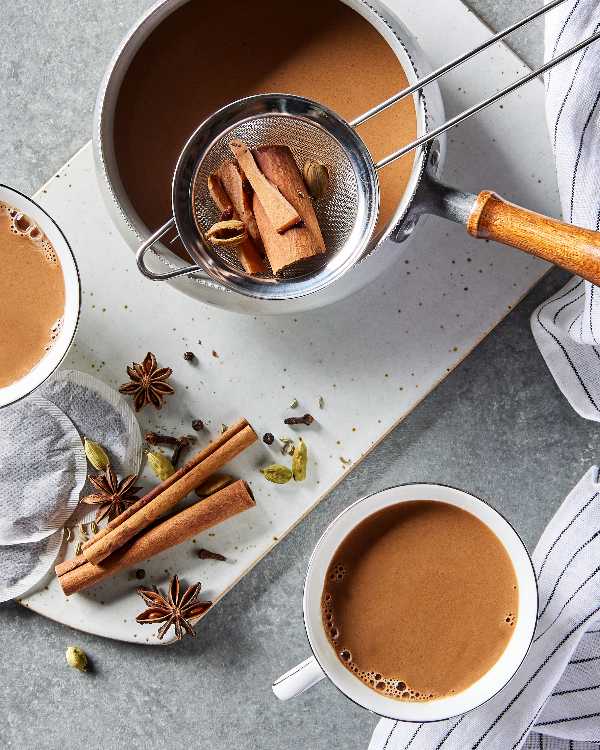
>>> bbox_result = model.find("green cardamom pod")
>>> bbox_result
[195,473,234,497]
[146,451,175,481]
[292,437,307,481]
[65,646,88,671]
[260,464,293,484]
[84,437,110,472]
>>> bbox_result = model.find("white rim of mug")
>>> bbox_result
[0,184,81,408]
[302,483,539,722]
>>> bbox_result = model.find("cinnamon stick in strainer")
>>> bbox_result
[251,145,326,276]
[208,172,266,274]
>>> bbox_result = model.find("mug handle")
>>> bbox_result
[272,656,325,701]
[136,218,207,281]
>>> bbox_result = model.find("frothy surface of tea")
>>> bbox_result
[0,204,65,389]
[322,500,518,701]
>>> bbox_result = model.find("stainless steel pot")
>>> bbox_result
[93,0,444,315]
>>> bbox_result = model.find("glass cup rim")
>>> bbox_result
[302,483,538,722]
[0,184,81,408]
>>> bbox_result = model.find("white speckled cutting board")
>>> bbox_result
[19,0,560,643]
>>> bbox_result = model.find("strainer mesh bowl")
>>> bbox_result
[191,114,360,279]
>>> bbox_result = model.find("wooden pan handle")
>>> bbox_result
[467,191,600,286]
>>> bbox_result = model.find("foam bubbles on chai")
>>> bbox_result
[0,203,65,389]
[321,500,519,701]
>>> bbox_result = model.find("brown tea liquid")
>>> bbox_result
[322,501,518,701]
[0,204,65,389]
[113,0,417,259]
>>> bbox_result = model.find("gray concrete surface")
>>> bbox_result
[1,2,596,749]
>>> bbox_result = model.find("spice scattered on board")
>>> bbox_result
[183,351,195,361]
[118,352,175,412]
[146,451,175,481]
[292,438,307,481]
[284,413,314,426]
[194,473,233,497]
[84,438,110,471]
[65,647,88,671]
[261,465,293,484]
[171,437,188,467]
[135,569,146,580]
[145,432,177,446]
[288,398,298,409]
[263,433,274,445]
[191,419,204,431]
[198,549,227,562]
[80,466,142,523]
[136,574,212,640]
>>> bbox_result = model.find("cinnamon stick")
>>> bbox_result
[217,162,264,254]
[229,139,301,232]
[251,145,326,276]
[82,423,257,566]
[208,172,266,274]
[82,418,250,550]
[56,480,255,596]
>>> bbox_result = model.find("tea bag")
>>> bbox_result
[0,395,87,544]
[0,529,62,603]
[38,370,143,524]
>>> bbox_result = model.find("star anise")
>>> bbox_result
[118,351,175,412]
[80,465,142,523]
[135,575,212,640]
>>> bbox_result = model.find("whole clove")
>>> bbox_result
[183,351,195,361]
[146,432,178,446]
[171,436,189,467]
[191,419,204,431]
[284,413,314,426]
[263,433,275,445]
[198,549,227,562]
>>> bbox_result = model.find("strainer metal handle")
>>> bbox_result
[136,218,207,281]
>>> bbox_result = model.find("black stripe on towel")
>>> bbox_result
[570,87,600,222]
[537,493,599,577]
[553,683,600,696]
[539,531,600,617]
[536,711,600,727]
[547,0,583,88]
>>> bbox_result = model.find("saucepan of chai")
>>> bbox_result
[96,0,600,314]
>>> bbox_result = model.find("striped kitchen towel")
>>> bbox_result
[531,0,600,421]
[368,466,600,750]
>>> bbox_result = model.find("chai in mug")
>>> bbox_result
[321,500,519,701]
[0,202,65,389]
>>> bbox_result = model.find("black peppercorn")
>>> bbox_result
[135,569,146,580]
[183,351,195,361]
[263,432,275,445]
[191,419,204,431]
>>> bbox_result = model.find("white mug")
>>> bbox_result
[273,483,538,722]
[0,184,80,408]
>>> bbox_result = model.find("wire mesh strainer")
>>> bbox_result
[139,95,378,301]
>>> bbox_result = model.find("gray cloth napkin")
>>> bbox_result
[531,0,600,421]
[369,466,600,750]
